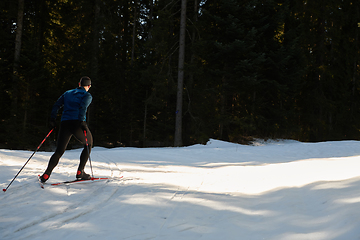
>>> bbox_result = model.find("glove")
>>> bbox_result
[49,119,56,129]
[80,121,88,132]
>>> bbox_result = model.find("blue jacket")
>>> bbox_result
[51,87,92,122]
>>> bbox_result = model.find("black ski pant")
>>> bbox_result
[44,120,93,176]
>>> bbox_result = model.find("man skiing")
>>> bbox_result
[40,76,93,183]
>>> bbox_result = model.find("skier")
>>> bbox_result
[40,76,93,183]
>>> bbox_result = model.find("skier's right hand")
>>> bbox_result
[79,121,88,132]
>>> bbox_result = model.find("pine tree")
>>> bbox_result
[174,0,187,147]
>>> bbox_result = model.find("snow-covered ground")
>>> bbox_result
[1,139,360,240]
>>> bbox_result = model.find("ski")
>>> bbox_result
[51,176,123,186]
[38,175,44,189]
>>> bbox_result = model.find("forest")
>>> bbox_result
[1,0,360,149]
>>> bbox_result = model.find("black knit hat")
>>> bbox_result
[80,76,91,86]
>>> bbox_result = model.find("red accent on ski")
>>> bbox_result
[38,175,44,189]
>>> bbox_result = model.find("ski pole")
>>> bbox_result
[84,130,94,178]
[3,128,54,193]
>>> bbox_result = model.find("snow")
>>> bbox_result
[1,139,360,239]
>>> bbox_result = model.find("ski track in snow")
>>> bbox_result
[0,158,125,240]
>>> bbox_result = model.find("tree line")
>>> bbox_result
[1,0,360,149]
